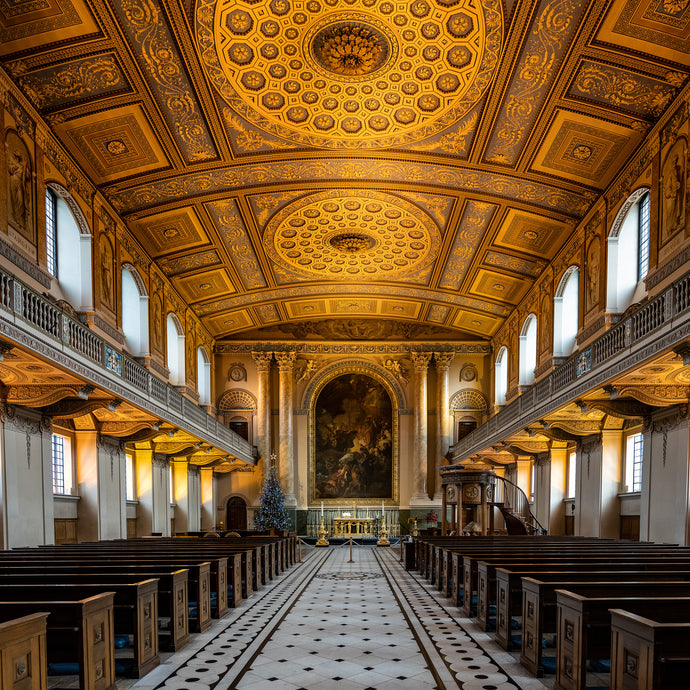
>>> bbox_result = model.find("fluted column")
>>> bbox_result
[434,352,454,500]
[275,350,297,505]
[410,351,432,505]
[251,351,273,478]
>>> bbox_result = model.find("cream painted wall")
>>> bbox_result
[640,417,690,545]
[0,409,54,548]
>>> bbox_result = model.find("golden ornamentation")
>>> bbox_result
[485,0,583,164]
[107,159,593,217]
[315,24,388,76]
[197,0,503,148]
[117,0,216,162]
[439,201,495,290]
[264,190,440,279]
[410,112,478,154]
[223,110,296,151]
[572,62,676,118]
[15,55,123,109]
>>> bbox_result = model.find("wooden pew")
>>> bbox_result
[494,564,690,652]
[0,555,212,634]
[0,593,115,690]
[520,578,690,677]
[0,582,159,679]
[555,592,690,690]
[460,552,690,617]
[0,612,49,690]
[610,608,690,690]
[0,563,190,651]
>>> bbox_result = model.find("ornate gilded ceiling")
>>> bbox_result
[3,0,690,340]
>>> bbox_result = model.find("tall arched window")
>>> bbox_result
[495,346,508,406]
[519,314,537,386]
[121,265,149,357]
[166,313,185,385]
[45,185,93,312]
[607,189,650,313]
[554,266,579,357]
[197,346,211,406]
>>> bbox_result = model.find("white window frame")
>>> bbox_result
[52,432,74,495]
[623,431,644,494]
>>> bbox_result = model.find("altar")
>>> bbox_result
[332,516,375,536]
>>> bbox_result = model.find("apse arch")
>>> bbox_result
[306,361,400,505]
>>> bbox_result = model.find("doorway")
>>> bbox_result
[226,496,248,530]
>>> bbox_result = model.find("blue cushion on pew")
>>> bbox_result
[542,656,557,674]
[511,618,520,629]
[114,635,130,649]
[48,662,80,675]
[587,659,610,673]
[511,634,521,647]
[189,607,198,618]
[115,660,133,675]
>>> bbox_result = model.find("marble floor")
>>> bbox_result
[49,543,555,689]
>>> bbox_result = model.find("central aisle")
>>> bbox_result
[134,545,547,690]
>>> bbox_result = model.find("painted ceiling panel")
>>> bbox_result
[3,0,688,341]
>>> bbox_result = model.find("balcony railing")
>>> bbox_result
[452,271,690,461]
[0,266,253,461]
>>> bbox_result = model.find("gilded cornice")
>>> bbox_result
[105,160,594,217]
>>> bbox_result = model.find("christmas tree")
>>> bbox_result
[255,463,291,530]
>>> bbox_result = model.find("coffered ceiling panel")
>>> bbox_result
[3,0,689,343]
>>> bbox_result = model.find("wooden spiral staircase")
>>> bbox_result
[489,475,546,535]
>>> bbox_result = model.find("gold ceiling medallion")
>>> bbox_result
[314,24,389,77]
[264,189,440,279]
[199,0,503,148]
[329,233,375,253]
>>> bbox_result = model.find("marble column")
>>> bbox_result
[434,352,454,501]
[410,351,432,506]
[252,351,273,477]
[275,350,297,506]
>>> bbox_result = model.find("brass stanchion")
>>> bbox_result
[298,537,302,563]
[348,535,354,562]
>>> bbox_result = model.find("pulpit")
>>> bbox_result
[440,463,496,536]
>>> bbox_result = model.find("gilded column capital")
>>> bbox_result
[274,350,297,370]
[434,352,455,370]
[251,351,273,371]
[409,351,432,371]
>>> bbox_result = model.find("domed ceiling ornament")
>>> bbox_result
[196,0,503,149]
[264,189,441,279]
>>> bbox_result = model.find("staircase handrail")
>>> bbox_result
[489,475,547,535]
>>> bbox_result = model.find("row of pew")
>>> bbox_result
[0,532,297,689]
[409,535,690,689]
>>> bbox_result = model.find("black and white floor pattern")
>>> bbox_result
[123,544,549,690]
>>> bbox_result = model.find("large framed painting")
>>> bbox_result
[311,371,397,502]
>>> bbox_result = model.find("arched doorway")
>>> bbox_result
[226,496,247,530]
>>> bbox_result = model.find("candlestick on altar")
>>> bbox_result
[377,510,390,547]
[321,501,324,517]
[315,514,329,547]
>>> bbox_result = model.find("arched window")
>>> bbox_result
[607,189,650,313]
[197,346,211,406]
[554,266,579,357]
[45,185,93,312]
[494,346,508,406]
[519,314,537,386]
[166,313,185,385]
[121,265,149,357]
